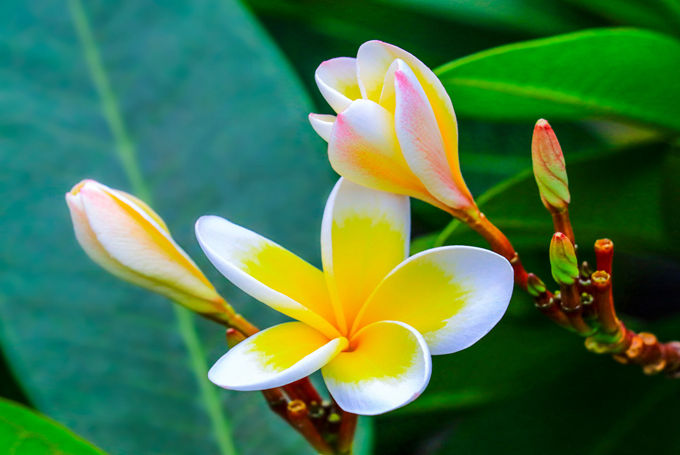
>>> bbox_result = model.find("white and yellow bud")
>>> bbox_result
[65,179,226,317]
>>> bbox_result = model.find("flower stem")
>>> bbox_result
[551,209,575,245]
[457,212,680,376]
[465,212,529,289]
[336,411,358,455]
[287,400,334,455]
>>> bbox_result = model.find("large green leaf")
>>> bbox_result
[0,1,351,454]
[563,0,680,36]
[436,29,680,132]
[376,0,587,35]
[0,398,106,455]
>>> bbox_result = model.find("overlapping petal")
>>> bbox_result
[321,178,410,332]
[393,61,474,210]
[315,57,362,113]
[322,321,431,415]
[356,40,459,169]
[195,216,340,338]
[308,113,336,142]
[209,322,348,391]
[353,246,513,355]
[328,99,437,204]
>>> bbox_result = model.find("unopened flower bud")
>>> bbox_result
[66,179,228,317]
[549,232,579,286]
[532,119,570,212]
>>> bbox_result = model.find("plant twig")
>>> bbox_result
[466,215,680,376]
[336,410,358,455]
[287,400,334,455]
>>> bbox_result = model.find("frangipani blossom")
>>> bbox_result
[309,41,477,219]
[66,179,229,319]
[196,179,513,415]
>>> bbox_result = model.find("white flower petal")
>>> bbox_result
[308,113,336,142]
[322,320,431,415]
[315,57,362,113]
[353,246,513,355]
[328,99,434,203]
[321,178,410,332]
[209,322,347,391]
[195,215,339,338]
[393,61,473,209]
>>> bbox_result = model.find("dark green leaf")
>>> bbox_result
[245,0,537,110]
[563,0,680,36]
[0,1,341,454]
[436,29,680,132]
[0,398,106,455]
[377,0,587,35]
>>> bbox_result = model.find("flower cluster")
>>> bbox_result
[66,41,515,417]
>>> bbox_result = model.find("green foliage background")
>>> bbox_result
[1,0,679,454]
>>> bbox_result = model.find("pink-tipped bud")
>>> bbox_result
[532,119,570,212]
[549,232,579,286]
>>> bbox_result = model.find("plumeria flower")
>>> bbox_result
[309,40,479,221]
[65,179,235,322]
[195,178,513,415]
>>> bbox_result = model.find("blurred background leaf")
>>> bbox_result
[436,29,680,131]
[0,398,107,455]
[562,0,680,36]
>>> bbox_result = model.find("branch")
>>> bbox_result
[468,211,680,377]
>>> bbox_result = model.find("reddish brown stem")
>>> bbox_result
[336,411,359,455]
[559,284,594,336]
[551,209,575,245]
[591,271,620,335]
[594,239,614,274]
[466,212,529,289]
[285,378,323,405]
[458,211,680,376]
[262,388,290,421]
[287,400,333,454]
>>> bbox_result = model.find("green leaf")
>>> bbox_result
[244,0,536,109]
[436,28,680,132]
[563,0,680,36]
[0,398,106,455]
[375,0,586,35]
[0,1,338,454]
[438,145,678,258]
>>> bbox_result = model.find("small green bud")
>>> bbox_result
[549,232,579,286]
[532,119,570,212]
